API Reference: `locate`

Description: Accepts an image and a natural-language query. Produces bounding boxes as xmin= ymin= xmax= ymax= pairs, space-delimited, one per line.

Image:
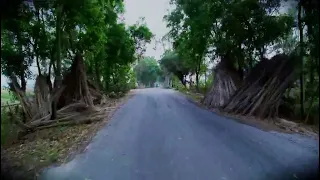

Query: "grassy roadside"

xmin=1 ymin=89 xmax=34 ymax=105
xmin=176 ymin=88 xmax=319 ymax=139
xmin=178 ymin=89 xmax=204 ymax=104
xmin=1 ymin=92 xmax=134 ymax=180
xmin=1 ymin=89 xmax=15 ymax=104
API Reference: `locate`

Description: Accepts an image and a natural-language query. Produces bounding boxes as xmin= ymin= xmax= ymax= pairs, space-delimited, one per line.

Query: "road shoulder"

xmin=177 ymin=89 xmax=319 ymax=140
xmin=1 ymin=92 xmax=135 ymax=180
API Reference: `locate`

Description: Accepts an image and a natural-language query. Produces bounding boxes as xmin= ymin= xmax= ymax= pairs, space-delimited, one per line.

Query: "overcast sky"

xmin=123 ymin=0 xmax=171 ymax=59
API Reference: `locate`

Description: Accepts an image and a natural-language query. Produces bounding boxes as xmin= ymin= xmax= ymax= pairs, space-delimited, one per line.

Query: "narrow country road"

xmin=40 ymin=88 xmax=319 ymax=180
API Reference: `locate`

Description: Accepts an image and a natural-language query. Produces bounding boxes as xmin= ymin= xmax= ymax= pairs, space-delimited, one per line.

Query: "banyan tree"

xmin=203 ymin=53 xmax=299 ymax=119
xmin=8 ymin=54 xmax=110 ymax=132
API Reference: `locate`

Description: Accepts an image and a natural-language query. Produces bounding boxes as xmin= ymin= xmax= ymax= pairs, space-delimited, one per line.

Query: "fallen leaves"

xmin=1 ymin=93 xmax=133 ymax=179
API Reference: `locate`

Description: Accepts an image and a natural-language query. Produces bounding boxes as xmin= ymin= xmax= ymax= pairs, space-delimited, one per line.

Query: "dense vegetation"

xmin=1 ymin=0 xmax=153 ymax=136
xmin=135 ymin=56 xmax=163 ymax=87
xmin=1 ymin=0 xmax=318 ymax=143
xmin=1 ymin=1 xmax=318 ymax=179
xmin=161 ymin=0 xmax=319 ymax=124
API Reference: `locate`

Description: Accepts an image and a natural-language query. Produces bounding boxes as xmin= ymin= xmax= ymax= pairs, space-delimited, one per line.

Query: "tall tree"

xmin=1 ymin=0 xmax=154 ymax=126
xmin=135 ymin=56 xmax=161 ymax=87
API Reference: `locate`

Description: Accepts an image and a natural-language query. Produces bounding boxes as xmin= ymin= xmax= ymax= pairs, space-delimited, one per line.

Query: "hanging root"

xmin=7 ymin=54 xmax=112 ymax=134
xmin=27 ymin=102 xmax=114 ymax=130
xmin=58 ymin=53 xmax=94 ymax=107
xmin=223 ymin=54 xmax=299 ymax=119
xmin=202 ymin=56 xmax=241 ymax=108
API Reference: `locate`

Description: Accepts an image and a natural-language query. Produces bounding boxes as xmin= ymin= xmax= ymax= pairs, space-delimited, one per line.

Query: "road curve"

xmin=40 ymin=88 xmax=319 ymax=180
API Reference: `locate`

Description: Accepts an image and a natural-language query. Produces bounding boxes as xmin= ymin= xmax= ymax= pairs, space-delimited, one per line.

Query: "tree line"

xmin=1 ymin=0 xmax=153 ymax=130
xmin=160 ymin=0 xmax=319 ymax=124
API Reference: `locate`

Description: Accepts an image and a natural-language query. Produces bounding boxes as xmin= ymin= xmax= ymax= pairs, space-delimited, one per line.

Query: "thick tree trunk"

xmin=57 ymin=53 xmax=94 ymax=108
xmin=223 ymin=54 xmax=298 ymax=119
xmin=176 ymin=73 xmax=186 ymax=87
xmin=202 ymin=57 xmax=241 ymax=108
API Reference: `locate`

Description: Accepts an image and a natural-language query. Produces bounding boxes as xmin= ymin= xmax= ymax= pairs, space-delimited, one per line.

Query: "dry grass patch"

xmin=181 ymin=90 xmax=318 ymax=139
xmin=1 ymin=92 xmax=134 ymax=180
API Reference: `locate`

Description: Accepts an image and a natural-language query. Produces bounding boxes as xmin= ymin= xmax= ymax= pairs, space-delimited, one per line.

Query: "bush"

xmin=281 ymin=87 xmax=319 ymax=125
xmin=1 ymin=106 xmax=21 ymax=146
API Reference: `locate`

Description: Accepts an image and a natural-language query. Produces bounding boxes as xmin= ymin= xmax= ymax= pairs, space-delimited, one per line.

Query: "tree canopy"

xmin=1 ymin=0 xmax=319 ymax=128
xmin=1 ymin=0 xmax=154 ymax=127
xmin=135 ymin=56 xmax=162 ymax=87
xmin=163 ymin=0 xmax=319 ymax=123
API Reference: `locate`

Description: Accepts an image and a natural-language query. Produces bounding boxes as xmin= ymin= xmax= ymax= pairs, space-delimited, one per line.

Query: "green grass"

xmin=1 ymin=90 xmax=15 ymax=103
xmin=1 ymin=89 xmax=34 ymax=104
xmin=1 ymin=89 xmax=31 ymax=145
xmin=1 ymin=110 xmax=9 ymax=145
xmin=1 ymin=109 xmax=20 ymax=146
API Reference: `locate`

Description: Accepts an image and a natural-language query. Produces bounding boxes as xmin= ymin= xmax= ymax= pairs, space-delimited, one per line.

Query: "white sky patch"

xmin=123 ymin=0 xmax=171 ymax=60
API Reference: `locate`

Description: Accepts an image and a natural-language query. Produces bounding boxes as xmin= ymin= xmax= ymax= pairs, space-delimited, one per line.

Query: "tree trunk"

xmin=20 ymin=73 xmax=27 ymax=93
xmin=51 ymin=5 xmax=63 ymax=120
xmin=188 ymin=74 xmax=192 ymax=88
xmin=36 ymin=55 xmax=42 ymax=76
xmin=223 ymin=54 xmax=298 ymax=119
xmin=195 ymin=71 xmax=199 ymax=92
xmin=35 ymin=9 xmax=42 ymax=76
xmin=182 ymin=75 xmax=187 ymax=87
xmin=47 ymin=59 xmax=53 ymax=92
xmin=237 ymin=58 xmax=244 ymax=80
xmin=304 ymin=84 xmax=319 ymax=123
xmin=298 ymin=2 xmax=305 ymax=119
xmin=203 ymin=57 xmax=241 ymax=108
xmin=196 ymin=59 xmax=201 ymax=92
xmin=95 ymin=60 xmax=103 ymax=90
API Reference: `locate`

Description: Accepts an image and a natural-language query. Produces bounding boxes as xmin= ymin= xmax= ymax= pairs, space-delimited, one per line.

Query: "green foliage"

xmin=163 ymin=0 xmax=319 ymax=123
xmin=1 ymin=0 xmax=318 ymax=125
xmin=159 ymin=50 xmax=189 ymax=85
xmin=1 ymin=89 xmax=16 ymax=103
xmin=134 ymin=57 xmax=161 ymax=87
xmin=164 ymin=0 xmax=213 ymax=89
xmin=1 ymin=3 xmax=34 ymax=83
xmin=1 ymin=110 xmax=9 ymax=145
xmin=0 ymin=0 xmax=154 ymax=141
xmin=164 ymin=0 xmax=294 ymax=67
xmin=1 ymin=0 xmax=153 ymax=94
xmin=128 ymin=18 xmax=154 ymax=60
xmin=1 ymin=108 xmax=21 ymax=146
xmin=171 ymin=76 xmax=188 ymax=92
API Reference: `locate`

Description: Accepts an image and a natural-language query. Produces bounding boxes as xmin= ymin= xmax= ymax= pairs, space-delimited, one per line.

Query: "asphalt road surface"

xmin=40 ymin=88 xmax=319 ymax=180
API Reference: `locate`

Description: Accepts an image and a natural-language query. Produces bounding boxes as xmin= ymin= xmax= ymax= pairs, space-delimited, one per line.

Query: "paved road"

xmin=40 ymin=88 xmax=319 ymax=180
